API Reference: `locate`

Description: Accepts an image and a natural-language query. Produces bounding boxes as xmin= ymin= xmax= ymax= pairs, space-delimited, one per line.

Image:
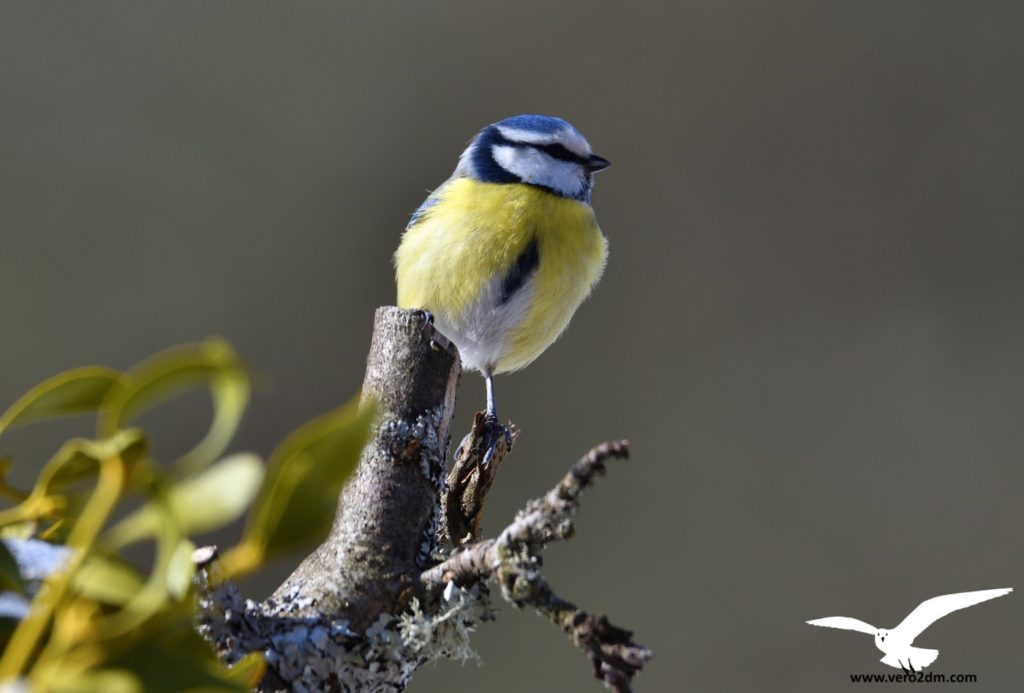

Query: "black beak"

xmin=587 ymin=154 xmax=611 ymax=173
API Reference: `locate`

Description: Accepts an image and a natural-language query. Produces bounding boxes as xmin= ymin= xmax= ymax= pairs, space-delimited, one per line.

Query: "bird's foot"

xmin=482 ymin=414 xmax=513 ymax=466
xmin=444 ymin=413 xmax=516 ymax=547
xmin=899 ymin=660 xmax=917 ymax=675
xmin=418 ymin=310 xmax=453 ymax=352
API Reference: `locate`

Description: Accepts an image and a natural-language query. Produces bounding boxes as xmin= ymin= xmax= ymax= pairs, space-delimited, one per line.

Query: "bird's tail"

xmin=880 ymin=647 xmax=939 ymax=671
xmin=911 ymin=648 xmax=939 ymax=669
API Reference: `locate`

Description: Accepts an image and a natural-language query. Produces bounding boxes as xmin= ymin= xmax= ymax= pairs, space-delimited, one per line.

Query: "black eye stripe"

xmin=532 ymin=142 xmax=589 ymax=165
xmin=488 ymin=127 xmax=588 ymax=166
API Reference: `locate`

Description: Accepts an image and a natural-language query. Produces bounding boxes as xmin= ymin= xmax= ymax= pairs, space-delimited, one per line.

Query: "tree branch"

xmin=193 ymin=308 xmax=651 ymax=692
xmin=271 ymin=306 xmax=460 ymax=624
xmin=422 ymin=441 xmax=650 ymax=692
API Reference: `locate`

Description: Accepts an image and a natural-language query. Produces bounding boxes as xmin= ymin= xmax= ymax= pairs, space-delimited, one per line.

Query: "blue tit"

xmin=394 ymin=114 xmax=610 ymax=441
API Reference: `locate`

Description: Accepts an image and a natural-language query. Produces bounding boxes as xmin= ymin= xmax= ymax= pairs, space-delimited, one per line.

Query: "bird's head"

xmin=875 ymin=629 xmax=889 ymax=646
xmin=456 ymin=114 xmax=610 ymax=202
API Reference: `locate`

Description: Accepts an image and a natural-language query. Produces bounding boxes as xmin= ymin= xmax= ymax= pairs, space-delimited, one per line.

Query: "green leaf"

xmin=106 ymin=625 xmax=252 ymax=693
xmin=225 ymin=652 xmax=265 ymax=688
xmin=104 ymin=454 xmax=264 ymax=547
xmin=34 ymin=430 xmax=148 ymax=498
xmin=0 ymin=540 xmax=24 ymax=594
xmin=48 ymin=668 xmax=142 ymax=693
xmin=0 ymin=608 xmax=22 ymax=650
xmin=1 ymin=432 xmax=147 ymax=530
xmin=94 ymin=493 xmax=184 ymax=634
xmin=71 ymin=553 xmax=145 ymax=606
xmin=165 ymin=539 xmax=196 ymax=601
xmin=0 ymin=367 xmax=122 ymax=435
xmin=242 ymin=397 xmax=374 ymax=560
xmin=98 ymin=338 xmax=250 ymax=474
xmin=0 ymin=456 xmax=28 ymax=503
xmin=0 ymin=523 xmax=35 ymax=540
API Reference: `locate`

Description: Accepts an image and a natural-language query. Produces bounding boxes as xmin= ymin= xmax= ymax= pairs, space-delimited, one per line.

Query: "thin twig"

xmin=422 ymin=440 xmax=650 ymax=692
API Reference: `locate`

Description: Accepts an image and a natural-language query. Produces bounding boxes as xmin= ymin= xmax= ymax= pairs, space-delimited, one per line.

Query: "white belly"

xmin=433 ymin=273 xmax=536 ymax=375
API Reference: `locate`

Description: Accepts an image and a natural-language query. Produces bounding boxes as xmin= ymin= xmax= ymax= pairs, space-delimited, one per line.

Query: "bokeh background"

xmin=2 ymin=2 xmax=1022 ymax=691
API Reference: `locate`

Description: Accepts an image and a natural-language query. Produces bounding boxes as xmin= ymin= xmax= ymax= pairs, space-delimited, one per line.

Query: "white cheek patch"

xmin=491 ymin=144 xmax=516 ymax=172
xmin=492 ymin=144 xmax=586 ymax=198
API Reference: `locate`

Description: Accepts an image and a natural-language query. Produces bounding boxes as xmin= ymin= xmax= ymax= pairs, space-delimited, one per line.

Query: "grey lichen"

xmin=378 ymin=406 xmax=447 ymax=489
xmin=377 ymin=405 xmax=450 ymax=568
xmin=420 ymin=501 xmax=443 ymax=567
xmin=197 ymin=565 xmax=419 ymax=693
xmin=398 ymin=581 xmax=494 ymax=665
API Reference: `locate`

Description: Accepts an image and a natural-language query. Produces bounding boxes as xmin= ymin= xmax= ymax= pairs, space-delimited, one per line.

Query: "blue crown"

xmin=494 ymin=114 xmax=575 ymax=135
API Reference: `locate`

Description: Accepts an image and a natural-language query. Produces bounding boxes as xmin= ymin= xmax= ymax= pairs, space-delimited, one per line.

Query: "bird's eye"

xmin=534 ymin=143 xmax=589 ymax=166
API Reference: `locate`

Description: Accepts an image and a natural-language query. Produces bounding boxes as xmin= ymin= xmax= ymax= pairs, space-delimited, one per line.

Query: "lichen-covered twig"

xmin=424 ymin=440 xmax=630 ymax=587
xmin=422 ymin=440 xmax=651 ymax=692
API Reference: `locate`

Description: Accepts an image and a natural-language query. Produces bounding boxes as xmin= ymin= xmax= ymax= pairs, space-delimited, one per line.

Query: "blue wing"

xmin=407 ymin=181 xmax=451 ymax=230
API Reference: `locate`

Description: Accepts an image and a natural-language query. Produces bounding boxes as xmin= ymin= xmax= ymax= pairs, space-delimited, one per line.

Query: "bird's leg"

xmin=483 ymin=372 xmax=513 ymax=465
xmin=485 ymin=372 xmax=497 ymax=420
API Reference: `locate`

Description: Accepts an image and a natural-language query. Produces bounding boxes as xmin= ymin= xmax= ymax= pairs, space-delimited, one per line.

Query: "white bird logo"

xmin=807 ymin=587 xmax=1012 ymax=672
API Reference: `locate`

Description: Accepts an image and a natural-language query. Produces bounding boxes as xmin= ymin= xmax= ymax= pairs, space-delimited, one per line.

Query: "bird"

xmin=807 ymin=587 xmax=1012 ymax=671
xmin=395 ymin=115 xmax=610 ymax=459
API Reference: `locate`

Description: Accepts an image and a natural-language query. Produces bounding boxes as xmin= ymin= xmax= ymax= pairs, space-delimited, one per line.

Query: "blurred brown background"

xmin=2 ymin=2 xmax=1022 ymax=691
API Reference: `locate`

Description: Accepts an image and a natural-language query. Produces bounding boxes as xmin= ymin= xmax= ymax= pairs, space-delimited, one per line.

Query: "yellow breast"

xmin=395 ymin=177 xmax=607 ymax=373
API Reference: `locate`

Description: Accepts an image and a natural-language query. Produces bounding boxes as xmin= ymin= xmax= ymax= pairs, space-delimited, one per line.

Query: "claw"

xmin=481 ymin=415 xmax=513 ymax=467
xmin=419 ymin=310 xmax=453 ymax=352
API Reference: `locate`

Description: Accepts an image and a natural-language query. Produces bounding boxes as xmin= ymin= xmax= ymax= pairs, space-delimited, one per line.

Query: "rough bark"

xmin=270 ymin=307 xmax=460 ymax=628
xmin=194 ymin=307 xmax=651 ymax=692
